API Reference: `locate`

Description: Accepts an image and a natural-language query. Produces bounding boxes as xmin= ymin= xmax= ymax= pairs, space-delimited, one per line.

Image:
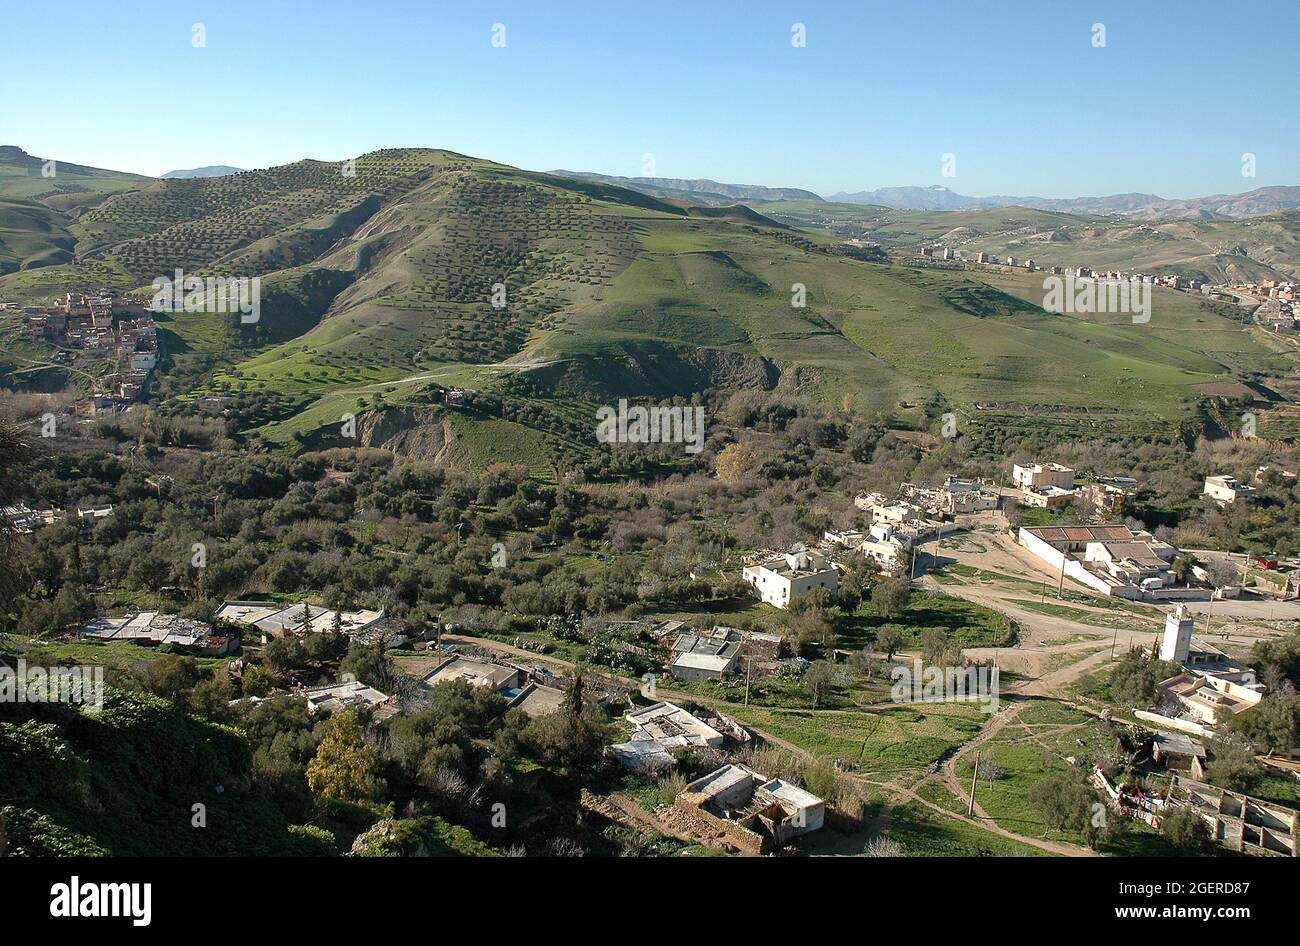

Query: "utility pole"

xmin=968 ymin=751 xmax=980 ymax=816
xmin=743 ymin=631 xmax=753 ymax=707
xmin=1110 ymin=627 xmax=1118 ymax=658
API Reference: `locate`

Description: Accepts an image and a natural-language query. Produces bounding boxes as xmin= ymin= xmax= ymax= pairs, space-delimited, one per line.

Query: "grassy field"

xmin=727 ymin=702 xmax=987 ymax=780
xmin=838 ymin=590 xmax=1018 ymax=650
xmin=949 ymin=701 xmax=1182 ymax=855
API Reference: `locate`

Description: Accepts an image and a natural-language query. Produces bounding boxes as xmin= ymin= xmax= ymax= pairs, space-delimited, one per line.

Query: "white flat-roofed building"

xmin=676 ymin=763 xmax=825 ymax=849
xmin=424 ymin=655 xmax=523 ymax=693
xmin=301 ymin=679 xmax=393 ymax=716
xmin=78 ymin=610 xmax=236 ymax=656
xmin=215 ymin=599 xmax=388 ymax=641
xmin=823 ymin=528 xmax=865 ymax=548
xmin=1013 ymin=462 xmax=1075 ymax=490
xmin=742 ymin=544 xmax=838 ymax=609
xmin=610 ymin=701 xmax=727 ymax=771
xmin=1204 ymin=475 xmax=1255 ymax=505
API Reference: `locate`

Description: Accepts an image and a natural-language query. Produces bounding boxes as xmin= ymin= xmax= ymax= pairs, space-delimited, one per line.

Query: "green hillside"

xmin=0 ymin=146 xmax=152 ymax=213
xmin=1 ymin=147 xmax=1294 ymax=470
xmin=0 ymin=197 xmax=75 ymax=274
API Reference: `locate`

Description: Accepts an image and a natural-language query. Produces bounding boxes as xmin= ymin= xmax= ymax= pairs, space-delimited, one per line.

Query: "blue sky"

xmin=4 ymin=0 xmax=1296 ymax=197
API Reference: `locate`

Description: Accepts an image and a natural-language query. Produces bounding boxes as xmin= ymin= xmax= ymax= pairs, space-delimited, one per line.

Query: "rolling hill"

xmin=764 ymin=201 xmax=1300 ymax=283
xmin=0 ymin=197 xmax=76 ymax=275
xmin=0 ymin=146 xmax=153 ymax=214
xmin=0 ymin=147 xmax=1294 ymax=471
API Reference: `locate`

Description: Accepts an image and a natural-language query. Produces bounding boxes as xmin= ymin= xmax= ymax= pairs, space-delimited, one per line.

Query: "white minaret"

xmin=1160 ymin=604 xmax=1194 ymax=664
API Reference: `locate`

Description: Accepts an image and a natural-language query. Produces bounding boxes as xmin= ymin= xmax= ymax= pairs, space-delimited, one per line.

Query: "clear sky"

xmin=4 ymin=0 xmax=1296 ymax=198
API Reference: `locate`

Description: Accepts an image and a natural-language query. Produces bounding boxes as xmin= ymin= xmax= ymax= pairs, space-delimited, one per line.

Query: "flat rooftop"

xmin=425 ymin=655 xmax=519 ymax=691
xmin=1024 ymin=525 xmax=1135 ymax=543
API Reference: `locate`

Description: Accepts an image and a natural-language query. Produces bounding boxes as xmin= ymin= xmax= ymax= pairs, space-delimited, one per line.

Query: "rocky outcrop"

xmin=355 ymin=406 xmax=451 ymax=460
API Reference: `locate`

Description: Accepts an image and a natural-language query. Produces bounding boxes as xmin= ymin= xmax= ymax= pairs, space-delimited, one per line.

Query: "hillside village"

xmin=6 ymin=437 xmax=1298 ymax=860
xmin=911 ymin=244 xmax=1299 ymax=328
xmin=6 ymin=290 xmax=158 ymax=413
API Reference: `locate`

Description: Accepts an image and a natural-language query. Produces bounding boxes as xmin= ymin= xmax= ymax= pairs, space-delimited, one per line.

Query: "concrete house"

xmin=1204 ymin=475 xmax=1255 ymax=505
xmin=301 ymin=679 xmax=394 ymax=717
xmin=424 ymin=655 xmax=524 ymax=694
xmin=742 ymin=545 xmax=838 ymax=609
xmin=609 ymin=701 xmax=727 ymax=771
xmin=1020 ymin=485 xmax=1076 ymax=510
xmin=675 ymin=763 xmax=825 ymax=853
xmin=1013 ymin=462 xmax=1075 ymax=490
xmin=215 ymin=600 xmax=392 ymax=644
xmin=941 ymin=476 xmax=998 ymax=514
xmin=670 ymin=631 xmax=742 ymax=682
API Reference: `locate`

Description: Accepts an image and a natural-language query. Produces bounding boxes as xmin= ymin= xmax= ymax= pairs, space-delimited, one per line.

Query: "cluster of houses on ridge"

xmin=72 ymin=598 xmax=395 ymax=659
xmin=14 ymin=291 xmax=160 ymax=414
xmin=912 ymin=244 xmax=1297 ymax=317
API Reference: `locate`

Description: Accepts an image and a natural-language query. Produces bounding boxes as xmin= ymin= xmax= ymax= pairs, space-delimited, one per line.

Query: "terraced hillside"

xmin=1 ymin=147 xmax=1295 ymax=471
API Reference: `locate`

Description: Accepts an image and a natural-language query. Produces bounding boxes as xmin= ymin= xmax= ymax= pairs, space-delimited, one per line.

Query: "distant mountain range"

xmin=828 ymin=184 xmax=1300 ymax=220
xmin=160 ymin=165 xmax=244 ymax=179
xmin=552 ymin=171 xmax=820 ymax=206
xmin=552 ymin=170 xmax=1300 ymax=221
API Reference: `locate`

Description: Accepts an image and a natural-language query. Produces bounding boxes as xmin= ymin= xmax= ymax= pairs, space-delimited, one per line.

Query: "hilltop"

xmin=160 ymin=165 xmax=245 ymax=179
xmin=552 ymin=170 xmax=822 ymax=206
xmin=0 ymin=146 xmax=153 ymax=213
